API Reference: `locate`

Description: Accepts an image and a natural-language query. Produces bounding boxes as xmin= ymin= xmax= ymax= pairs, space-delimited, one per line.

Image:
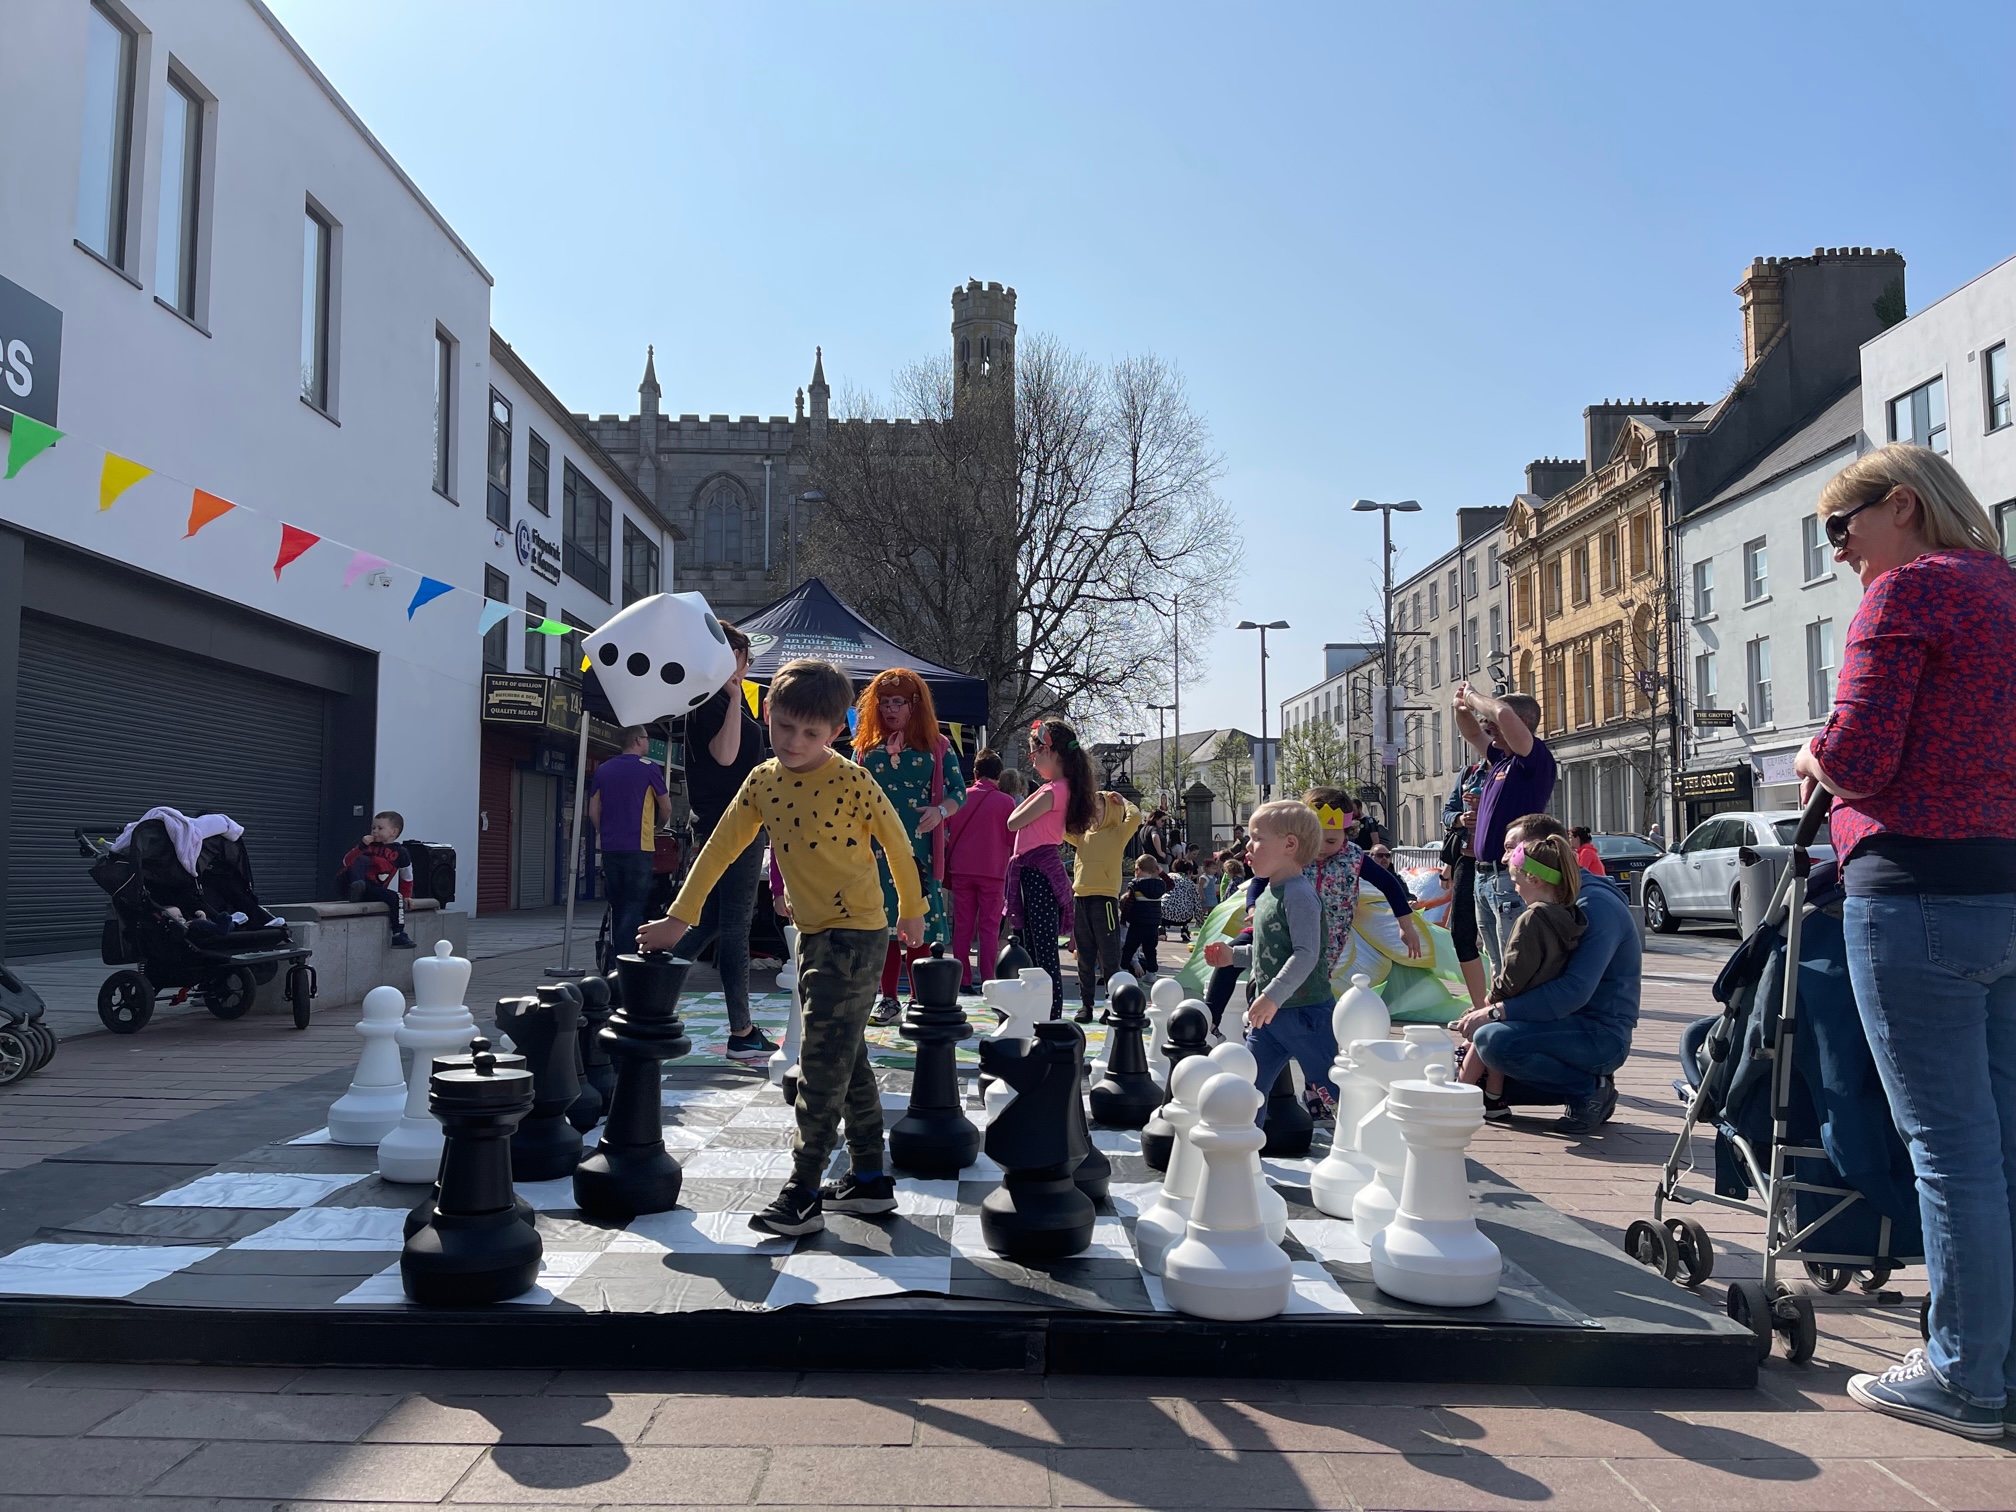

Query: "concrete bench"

xmin=268 ymin=898 xmax=470 ymax=1008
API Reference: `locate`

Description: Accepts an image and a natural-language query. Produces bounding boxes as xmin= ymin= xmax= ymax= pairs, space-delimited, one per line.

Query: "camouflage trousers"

xmin=789 ymin=926 xmax=887 ymax=1188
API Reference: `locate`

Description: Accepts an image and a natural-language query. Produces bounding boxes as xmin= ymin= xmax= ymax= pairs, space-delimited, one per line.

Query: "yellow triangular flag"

xmin=99 ymin=453 xmax=153 ymax=511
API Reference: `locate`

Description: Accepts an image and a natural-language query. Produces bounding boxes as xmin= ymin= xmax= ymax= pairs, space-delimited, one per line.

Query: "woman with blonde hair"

xmin=1792 ymin=444 xmax=2016 ymax=1439
xmin=853 ymin=668 xmax=965 ymax=1024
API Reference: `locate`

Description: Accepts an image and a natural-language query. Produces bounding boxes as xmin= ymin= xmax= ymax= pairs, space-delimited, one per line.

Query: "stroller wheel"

xmin=202 ymin=967 xmax=258 ymax=1020
xmin=1802 ymin=1261 xmax=1854 ymax=1294
xmin=1726 ymin=1279 xmax=1774 ymax=1362
xmin=0 ymin=1027 xmax=31 ymax=1085
xmin=1624 ymin=1219 xmax=1678 ymax=1279
xmin=288 ymin=965 xmax=313 ymax=1030
xmin=1666 ymin=1218 xmax=1715 ymax=1287
xmin=25 ymin=1020 xmax=57 ymax=1070
xmin=1857 ymin=1265 xmax=1896 ymax=1294
xmin=1777 ymin=1290 xmax=1818 ymax=1363
xmin=97 ymin=971 xmax=154 ymax=1034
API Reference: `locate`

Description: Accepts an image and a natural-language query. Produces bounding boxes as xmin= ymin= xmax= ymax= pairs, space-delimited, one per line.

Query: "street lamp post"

xmin=1146 ymin=700 xmax=1176 ymax=810
xmin=1351 ymin=498 xmax=1422 ymax=834
xmin=793 ymin=489 xmax=825 ymax=589
xmin=1117 ymin=731 xmax=1146 ymax=790
xmin=1235 ymin=620 xmax=1289 ymax=802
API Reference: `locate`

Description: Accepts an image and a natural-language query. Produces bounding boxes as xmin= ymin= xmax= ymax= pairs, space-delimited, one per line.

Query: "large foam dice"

xmin=582 ymin=592 xmax=739 ymax=727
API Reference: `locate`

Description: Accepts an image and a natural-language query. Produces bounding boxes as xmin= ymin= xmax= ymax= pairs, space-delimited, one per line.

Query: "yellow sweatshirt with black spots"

xmin=669 ymin=753 xmax=924 ymax=936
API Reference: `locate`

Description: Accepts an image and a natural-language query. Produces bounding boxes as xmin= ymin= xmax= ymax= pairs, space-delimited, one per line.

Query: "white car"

xmin=1640 ymin=810 xmax=1835 ymax=932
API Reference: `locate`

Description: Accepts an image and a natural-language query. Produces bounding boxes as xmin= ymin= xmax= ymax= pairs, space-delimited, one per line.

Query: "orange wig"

xmin=853 ymin=667 xmax=942 ymax=758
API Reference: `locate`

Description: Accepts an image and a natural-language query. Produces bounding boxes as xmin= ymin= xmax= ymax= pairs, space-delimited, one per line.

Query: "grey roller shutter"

xmin=9 ymin=614 xmax=329 ymax=954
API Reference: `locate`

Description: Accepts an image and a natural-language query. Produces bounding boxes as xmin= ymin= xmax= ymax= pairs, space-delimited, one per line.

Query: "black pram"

xmin=79 ymin=818 xmax=317 ymax=1034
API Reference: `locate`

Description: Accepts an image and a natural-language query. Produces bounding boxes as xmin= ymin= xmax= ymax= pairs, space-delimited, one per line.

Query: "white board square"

xmin=143 ymin=1172 xmax=368 ymax=1210
xmin=607 ymin=1210 xmax=792 ymax=1255
xmin=1285 ymin=1261 xmax=1362 ymax=1315
xmin=230 ymin=1207 xmax=408 ymax=1251
xmin=764 ymin=1253 xmax=951 ymax=1308
xmin=1285 ymin=1218 xmax=1371 ymax=1265
xmin=0 ymin=1243 xmax=218 ymax=1298
xmin=681 ymin=1149 xmax=798 ymax=1180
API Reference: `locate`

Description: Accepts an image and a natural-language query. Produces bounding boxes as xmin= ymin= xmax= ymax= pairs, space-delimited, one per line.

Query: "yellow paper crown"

xmin=1315 ymin=803 xmax=1349 ymax=832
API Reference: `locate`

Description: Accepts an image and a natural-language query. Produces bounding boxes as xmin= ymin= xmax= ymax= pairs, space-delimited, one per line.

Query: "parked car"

xmin=1589 ymin=833 xmax=1664 ymax=895
xmin=1640 ymin=811 xmax=1834 ymax=932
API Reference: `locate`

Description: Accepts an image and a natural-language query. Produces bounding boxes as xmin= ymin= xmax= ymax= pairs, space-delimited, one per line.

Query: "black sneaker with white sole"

xmin=748 ymin=1184 xmax=824 ymax=1236
xmin=724 ymin=1026 xmax=775 ymax=1063
xmin=869 ymin=996 xmax=903 ymax=1026
xmin=818 ymin=1172 xmax=897 ymax=1216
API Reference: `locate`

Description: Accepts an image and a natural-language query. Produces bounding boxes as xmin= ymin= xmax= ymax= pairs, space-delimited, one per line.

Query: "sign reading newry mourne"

xmin=0 ymin=273 xmax=62 ymax=428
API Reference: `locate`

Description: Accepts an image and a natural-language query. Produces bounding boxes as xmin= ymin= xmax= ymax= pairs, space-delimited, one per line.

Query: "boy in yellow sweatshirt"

xmin=640 ymin=659 xmax=923 ymax=1236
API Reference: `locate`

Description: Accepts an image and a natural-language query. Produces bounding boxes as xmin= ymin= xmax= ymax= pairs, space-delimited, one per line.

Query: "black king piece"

xmin=572 ymin=952 xmax=692 ymax=1220
xmin=889 ymin=943 xmax=981 ymax=1177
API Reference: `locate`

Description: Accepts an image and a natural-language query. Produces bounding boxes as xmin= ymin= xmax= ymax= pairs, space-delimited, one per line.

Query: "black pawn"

xmin=400 ymin=1041 xmax=544 ymax=1306
xmin=402 ymin=1039 xmax=537 ymax=1240
xmin=494 ymin=987 xmax=585 ymax=1181
xmin=556 ymin=981 xmax=603 ymax=1134
xmin=1088 ymin=980 xmax=1160 ymax=1129
xmin=889 ymin=943 xmax=981 ymax=1177
xmin=573 ymin=952 xmax=692 ymax=1220
xmin=577 ymin=973 xmax=618 ymax=1111
xmin=996 ymin=937 xmax=1034 ymax=980
xmin=1142 ymin=1003 xmax=1211 ymax=1172
xmin=978 ymin=1020 xmax=1096 ymax=1260
xmin=1261 ymin=1061 xmax=1315 ymax=1157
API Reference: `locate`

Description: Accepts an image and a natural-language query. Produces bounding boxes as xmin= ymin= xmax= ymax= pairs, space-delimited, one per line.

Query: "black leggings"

xmin=1449 ymin=856 xmax=1479 ymax=964
xmin=1018 ymin=867 xmax=1065 ymax=1018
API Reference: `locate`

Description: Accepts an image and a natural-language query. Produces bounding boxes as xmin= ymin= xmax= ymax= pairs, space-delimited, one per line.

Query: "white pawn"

xmin=1147 ymin=978 xmax=1183 ymax=1079
xmin=326 ymin=986 xmax=408 ymax=1146
xmin=1350 ymin=1037 xmax=1431 ymax=1239
xmin=1371 ymin=1063 xmax=1502 ymax=1306
xmin=1134 ymin=1055 xmax=1217 ymax=1274
xmin=1161 ymin=1071 xmax=1293 ymax=1321
xmin=377 ymin=941 xmax=477 ymax=1184
xmin=980 ymin=968 xmax=1051 ymax=1121
xmin=768 ymin=925 xmax=802 ymax=1089
xmin=1205 ymin=1040 xmax=1287 ymax=1244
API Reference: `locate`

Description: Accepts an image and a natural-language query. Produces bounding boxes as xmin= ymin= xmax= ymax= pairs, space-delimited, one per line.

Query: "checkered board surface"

xmin=674 ymin=990 xmax=1004 ymax=1070
xmin=0 ymin=1066 xmax=1593 ymax=1327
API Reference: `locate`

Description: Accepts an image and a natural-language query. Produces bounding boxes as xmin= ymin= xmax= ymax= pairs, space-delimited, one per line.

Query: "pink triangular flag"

xmin=343 ymin=550 xmax=391 ymax=590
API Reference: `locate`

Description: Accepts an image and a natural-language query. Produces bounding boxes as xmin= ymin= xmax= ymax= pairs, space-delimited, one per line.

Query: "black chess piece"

xmin=978 ymin=1019 xmax=1095 ymax=1260
xmin=889 ymin=943 xmax=980 ymax=1177
xmin=400 ymin=1040 xmax=544 ymax=1306
xmin=555 ymin=981 xmax=604 ymax=1134
xmin=576 ymin=972 xmax=617 ymax=1110
xmin=402 ymin=1039 xmax=538 ymax=1240
xmin=995 ymin=937 xmax=1034 ymax=980
xmin=1088 ymin=980 xmax=1160 ymax=1129
xmin=1261 ymin=1061 xmax=1315 ymax=1157
xmin=1141 ymin=1003 xmax=1211 ymax=1171
xmin=1070 ymin=1088 xmax=1110 ymax=1203
xmin=572 ymin=952 xmax=693 ymax=1220
xmin=493 ymin=987 xmax=585 ymax=1181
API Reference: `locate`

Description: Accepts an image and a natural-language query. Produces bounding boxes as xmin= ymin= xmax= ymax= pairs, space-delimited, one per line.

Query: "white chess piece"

xmin=1308 ymin=998 xmax=1388 ymax=1215
xmin=377 ymin=941 xmax=478 ymax=1183
xmin=1134 ymin=1055 xmax=1217 ymax=1274
xmin=326 ymin=985 xmax=408 ymax=1146
xmin=1370 ymin=1063 xmax=1502 ymax=1306
xmin=979 ymin=969 xmax=1051 ymax=1121
xmin=1402 ymin=1022 xmax=1456 ymax=1079
xmin=768 ymin=924 xmax=802 ymax=1089
xmin=1161 ymin=1071 xmax=1293 ymax=1321
xmin=1350 ymin=1037 xmax=1431 ymax=1239
xmin=1145 ymin=979 xmax=1183 ymax=1082
xmin=1336 ymin=972 xmax=1389 ymax=1049
xmin=1205 ymin=1040 xmax=1287 ymax=1245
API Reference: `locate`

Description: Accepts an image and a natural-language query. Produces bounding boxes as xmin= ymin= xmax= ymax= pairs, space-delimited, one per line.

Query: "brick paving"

xmin=0 ymin=921 xmax=2001 ymax=1508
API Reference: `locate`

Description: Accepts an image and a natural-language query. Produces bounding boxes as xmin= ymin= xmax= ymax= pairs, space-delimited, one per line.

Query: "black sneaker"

xmin=389 ymin=931 xmax=416 ymax=949
xmin=749 ymin=1184 xmax=824 ymax=1236
xmin=819 ymin=1172 xmax=897 ymax=1216
xmin=1552 ymin=1078 xmax=1617 ymax=1134
xmin=869 ymin=996 xmax=903 ymax=1026
xmin=724 ymin=1027 xmax=775 ymax=1064
xmin=1073 ymin=1005 xmax=1096 ymax=1024
xmin=1481 ymin=1092 xmax=1512 ymax=1123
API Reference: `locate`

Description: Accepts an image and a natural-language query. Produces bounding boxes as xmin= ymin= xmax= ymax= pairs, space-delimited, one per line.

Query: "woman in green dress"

xmin=854 ymin=667 xmax=966 ymax=1023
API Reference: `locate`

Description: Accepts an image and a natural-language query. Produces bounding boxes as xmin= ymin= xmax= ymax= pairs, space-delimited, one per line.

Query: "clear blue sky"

xmin=269 ymin=0 xmax=2014 ymax=740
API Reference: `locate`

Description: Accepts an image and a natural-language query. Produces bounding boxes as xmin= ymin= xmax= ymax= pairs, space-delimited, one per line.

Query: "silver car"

xmin=1640 ymin=810 xmax=1835 ymax=932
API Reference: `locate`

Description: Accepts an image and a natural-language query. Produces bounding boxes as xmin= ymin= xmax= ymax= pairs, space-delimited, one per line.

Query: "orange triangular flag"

xmin=185 ymin=489 xmax=235 ymax=538
xmin=98 ymin=453 xmax=152 ymax=511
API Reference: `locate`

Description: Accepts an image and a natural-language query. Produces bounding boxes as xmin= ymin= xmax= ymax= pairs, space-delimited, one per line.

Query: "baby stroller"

xmin=1629 ymin=788 xmax=1926 ymax=1363
xmin=78 ymin=818 xmax=317 ymax=1034
xmin=0 ymin=961 xmax=55 ymax=1083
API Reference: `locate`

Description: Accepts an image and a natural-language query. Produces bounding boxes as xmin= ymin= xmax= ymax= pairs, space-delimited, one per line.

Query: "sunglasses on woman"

xmin=1824 ymin=486 xmax=1894 ymax=549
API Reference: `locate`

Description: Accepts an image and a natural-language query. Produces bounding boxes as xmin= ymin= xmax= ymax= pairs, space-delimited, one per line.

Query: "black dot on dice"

xmin=660 ymin=662 xmax=685 ymax=685
xmin=704 ymin=613 xmax=727 ymax=645
xmin=689 ymin=693 xmax=709 ymax=707
xmin=627 ymin=652 xmax=650 ymax=677
xmin=598 ymin=644 xmax=619 ymax=666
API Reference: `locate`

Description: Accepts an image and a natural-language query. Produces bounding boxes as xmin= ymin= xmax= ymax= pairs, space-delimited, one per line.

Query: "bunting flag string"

xmin=273 ymin=524 xmax=320 ymax=579
xmin=407 ymin=576 xmax=453 ymax=619
xmin=343 ymin=550 xmax=391 ymax=590
xmin=186 ymin=488 xmax=236 ymax=538
xmin=4 ymin=415 xmax=62 ymax=480
xmin=98 ymin=453 xmax=152 ymax=511
xmin=533 ymin=618 xmax=568 ymax=635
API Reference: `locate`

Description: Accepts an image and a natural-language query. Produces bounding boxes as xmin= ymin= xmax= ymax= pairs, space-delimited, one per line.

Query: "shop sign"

xmin=1675 ymin=765 xmax=1751 ymax=802
xmin=514 ymin=519 xmax=562 ymax=585
xmin=0 ymin=272 xmax=63 ymax=427
xmin=1757 ymin=750 xmax=1800 ymax=787
xmin=542 ymin=678 xmax=621 ymax=746
xmin=481 ymin=672 xmax=548 ymax=726
xmin=1692 ymin=708 xmax=1736 ymax=728
xmin=532 ymin=746 xmax=571 ymax=777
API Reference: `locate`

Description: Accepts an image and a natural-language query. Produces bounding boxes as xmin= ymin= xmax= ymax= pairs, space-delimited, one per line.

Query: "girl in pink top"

xmin=1004 ymin=718 xmax=1095 ymax=1016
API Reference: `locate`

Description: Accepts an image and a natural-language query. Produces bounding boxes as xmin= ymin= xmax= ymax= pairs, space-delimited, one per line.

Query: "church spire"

xmin=639 ymin=344 xmax=661 ymax=413
xmin=807 ymin=345 xmax=829 ymax=428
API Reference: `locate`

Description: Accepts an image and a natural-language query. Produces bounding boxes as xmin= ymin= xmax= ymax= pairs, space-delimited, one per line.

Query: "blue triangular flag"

xmin=476 ymin=599 xmax=515 ymax=636
xmin=407 ymin=576 xmax=454 ymax=619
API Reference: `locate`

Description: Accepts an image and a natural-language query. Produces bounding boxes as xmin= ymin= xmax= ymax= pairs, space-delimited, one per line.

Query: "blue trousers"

xmin=1846 ymin=892 xmax=2016 ymax=1409
xmin=1472 ymin=863 xmax=1524 ymax=976
xmin=1470 ymin=1014 xmax=1629 ymax=1104
xmin=1246 ymin=999 xmax=1338 ymax=1124
xmin=676 ymin=833 xmax=762 ymax=1035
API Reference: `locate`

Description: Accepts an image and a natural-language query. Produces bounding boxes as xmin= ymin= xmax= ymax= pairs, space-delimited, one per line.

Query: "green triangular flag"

xmin=534 ymin=618 xmax=567 ymax=635
xmin=4 ymin=415 xmax=63 ymax=480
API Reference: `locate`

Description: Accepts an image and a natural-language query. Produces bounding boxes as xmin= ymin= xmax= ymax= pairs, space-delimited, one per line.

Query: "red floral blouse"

xmin=1810 ymin=550 xmax=2016 ymax=862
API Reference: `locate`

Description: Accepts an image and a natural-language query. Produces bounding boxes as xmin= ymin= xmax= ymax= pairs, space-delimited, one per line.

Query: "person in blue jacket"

xmin=1455 ymin=811 xmax=1640 ymax=1134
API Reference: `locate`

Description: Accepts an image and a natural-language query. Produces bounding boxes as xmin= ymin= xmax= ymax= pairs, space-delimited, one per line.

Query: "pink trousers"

xmin=949 ymin=874 xmax=1007 ymax=989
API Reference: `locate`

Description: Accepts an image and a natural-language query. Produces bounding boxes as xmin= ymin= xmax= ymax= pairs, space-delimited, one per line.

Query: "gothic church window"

xmin=701 ymin=481 xmax=748 ymax=566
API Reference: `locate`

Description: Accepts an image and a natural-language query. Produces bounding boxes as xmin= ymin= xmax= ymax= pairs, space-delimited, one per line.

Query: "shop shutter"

xmin=9 ymin=615 xmax=330 ymax=954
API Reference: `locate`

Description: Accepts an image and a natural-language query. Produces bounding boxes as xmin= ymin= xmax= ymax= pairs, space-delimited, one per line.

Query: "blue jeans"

xmin=1471 ymin=1015 xmax=1629 ymax=1103
xmin=1473 ymin=864 xmax=1524 ymax=976
xmin=602 ymin=850 xmax=656 ymax=975
xmin=1247 ymin=999 xmax=1339 ymax=1125
xmin=1845 ymin=892 xmax=2016 ymax=1409
xmin=678 ymin=833 xmax=762 ymax=1035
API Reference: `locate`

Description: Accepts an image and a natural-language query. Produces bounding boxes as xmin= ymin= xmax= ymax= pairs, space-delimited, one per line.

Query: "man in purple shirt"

xmin=1454 ymin=684 xmax=1556 ymax=974
xmin=588 ymin=727 xmax=669 ymax=973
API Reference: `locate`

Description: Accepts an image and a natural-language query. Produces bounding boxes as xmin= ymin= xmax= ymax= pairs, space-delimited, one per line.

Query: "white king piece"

xmin=582 ymin=592 xmax=740 ymax=727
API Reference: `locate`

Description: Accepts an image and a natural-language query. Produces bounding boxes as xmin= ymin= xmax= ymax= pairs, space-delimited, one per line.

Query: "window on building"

xmin=155 ymin=73 xmax=205 ymax=318
xmin=1988 ymin=343 xmax=2010 ymax=432
xmin=1570 ymin=545 xmax=1590 ymax=604
xmin=560 ymin=612 xmax=594 ymax=682
xmin=1574 ymin=647 xmax=1595 ymax=727
xmin=563 ymin=461 xmax=613 ymax=598
xmin=1429 ymin=637 xmax=1441 ymax=688
xmin=1448 ymin=568 xmax=1459 ymax=603
xmin=1800 ymin=514 xmax=1829 ymax=582
xmin=1747 ymin=636 xmax=1773 ymax=725
xmin=300 ymin=207 xmax=333 ymax=411
xmin=482 ymin=567 xmax=510 ymax=674
xmin=1447 ymin=626 xmax=1459 ymax=681
xmin=525 ymin=592 xmax=547 ymax=674
xmin=1488 ymin=544 xmax=1501 ymax=586
xmin=1465 ymin=617 xmax=1479 ymax=673
xmin=1545 ymin=558 xmax=1563 ymax=617
xmin=527 ymin=431 xmax=550 ymax=516
xmin=702 ymin=483 xmax=745 ymax=565
xmin=1489 ymin=605 xmax=1503 ymax=660
xmin=1743 ymin=537 xmax=1768 ymax=602
xmin=1629 ymin=512 xmax=1653 ymax=576
xmin=1695 ymin=651 xmax=1718 ymax=710
xmin=1428 ymin=581 xmax=1439 ymax=619
xmin=432 ymin=328 xmax=456 ymax=497
xmin=1889 ymin=376 xmax=1948 ymax=454
xmin=77 ymin=2 xmax=137 ymax=267
xmin=1599 ymin=530 xmax=1620 ymax=593
xmin=1515 ymin=572 xmax=1533 ymax=628
xmin=1411 ymin=592 xmax=1422 ymax=631
xmin=1999 ymin=501 xmax=2016 ymax=563
xmin=623 ymin=520 xmax=659 ymax=606
xmin=1545 ymin=660 xmax=1567 ymax=732
xmin=1806 ymin=619 xmax=1835 ymax=720
xmin=1465 ymin=558 xmax=1478 ymax=598
xmin=486 ymin=390 xmax=512 ymax=529
xmin=1603 ymin=639 xmax=1624 ymax=721
xmin=1431 ymin=711 xmax=1444 ymax=777
xmin=1693 ymin=558 xmax=1714 ymax=618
